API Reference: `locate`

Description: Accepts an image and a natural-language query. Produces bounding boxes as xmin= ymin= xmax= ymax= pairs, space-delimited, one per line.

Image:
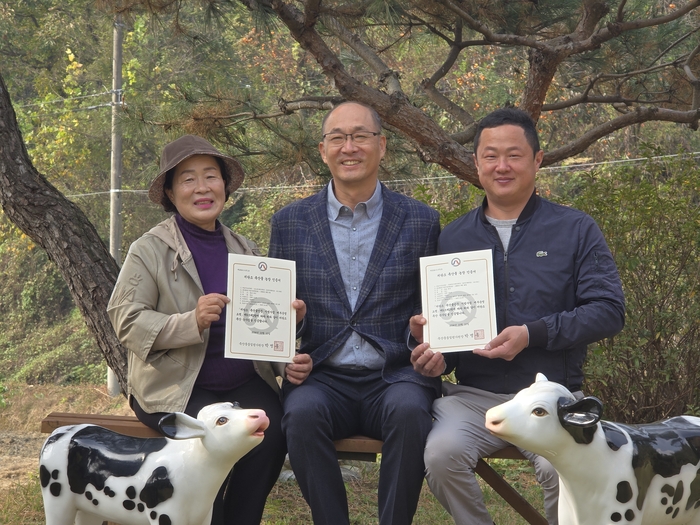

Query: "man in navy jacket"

xmin=411 ymin=107 xmax=625 ymax=525
xmin=269 ymin=101 xmax=441 ymax=525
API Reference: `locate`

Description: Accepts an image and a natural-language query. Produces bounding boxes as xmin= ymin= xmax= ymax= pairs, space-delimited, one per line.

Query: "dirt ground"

xmin=0 ymin=382 xmax=131 ymax=494
xmin=0 ymin=432 xmax=46 ymax=492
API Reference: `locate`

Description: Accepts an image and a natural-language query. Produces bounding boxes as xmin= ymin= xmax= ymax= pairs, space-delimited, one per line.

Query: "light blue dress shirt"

xmin=325 ymin=180 xmax=385 ymax=370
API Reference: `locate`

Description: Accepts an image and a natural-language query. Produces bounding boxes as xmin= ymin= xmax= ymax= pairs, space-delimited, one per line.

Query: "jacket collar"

xmin=478 ymin=189 xmax=540 ymax=224
xmin=307 ymin=183 xmax=407 ymax=313
xmin=327 ymin=179 xmax=383 ymax=219
xmin=146 ymin=215 xmax=251 ymax=287
xmin=148 ymin=216 xmax=189 ymax=258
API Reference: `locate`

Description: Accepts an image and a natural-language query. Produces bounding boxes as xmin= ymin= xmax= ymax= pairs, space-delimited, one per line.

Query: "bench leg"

xmin=475 ymin=459 xmax=548 ymax=525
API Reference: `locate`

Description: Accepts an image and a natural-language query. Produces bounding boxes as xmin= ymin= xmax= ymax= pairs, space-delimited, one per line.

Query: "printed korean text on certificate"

xmin=420 ymin=250 xmax=497 ymax=352
xmin=225 ymin=254 xmax=296 ymax=362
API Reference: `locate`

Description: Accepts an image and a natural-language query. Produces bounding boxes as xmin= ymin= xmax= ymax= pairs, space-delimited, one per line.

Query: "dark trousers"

xmin=282 ymin=368 xmax=435 ymax=525
xmin=131 ymin=375 xmax=286 ymax=525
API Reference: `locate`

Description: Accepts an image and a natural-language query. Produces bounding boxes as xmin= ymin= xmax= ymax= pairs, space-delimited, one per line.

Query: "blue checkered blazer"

xmin=269 ymin=184 xmax=441 ymax=394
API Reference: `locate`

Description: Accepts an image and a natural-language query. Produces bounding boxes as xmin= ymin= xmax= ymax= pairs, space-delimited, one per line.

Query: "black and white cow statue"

xmin=39 ymin=402 xmax=268 ymax=525
xmin=485 ymin=373 xmax=700 ymax=525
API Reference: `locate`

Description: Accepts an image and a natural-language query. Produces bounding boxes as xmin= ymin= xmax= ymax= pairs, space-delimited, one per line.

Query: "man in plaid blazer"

xmin=268 ymin=101 xmax=441 ymax=525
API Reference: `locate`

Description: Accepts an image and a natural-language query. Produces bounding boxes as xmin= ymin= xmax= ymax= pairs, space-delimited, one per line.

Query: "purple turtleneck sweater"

xmin=176 ymin=214 xmax=256 ymax=391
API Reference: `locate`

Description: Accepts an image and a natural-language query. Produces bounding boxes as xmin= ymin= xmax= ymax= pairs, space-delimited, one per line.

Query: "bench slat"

xmin=40 ymin=412 xmax=546 ymax=525
xmin=333 ymin=435 xmax=383 ymax=454
xmin=41 ymin=412 xmax=161 ymax=438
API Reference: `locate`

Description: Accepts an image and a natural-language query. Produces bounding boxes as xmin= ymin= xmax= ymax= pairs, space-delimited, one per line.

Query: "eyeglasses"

xmin=322 ymin=131 xmax=381 ymax=147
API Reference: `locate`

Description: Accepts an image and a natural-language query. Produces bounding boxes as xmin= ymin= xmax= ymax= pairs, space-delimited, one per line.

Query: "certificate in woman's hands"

xmin=224 ymin=254 xmax=296 ymax=362
xmin=419 ymin=250 xmax=497 ymax=352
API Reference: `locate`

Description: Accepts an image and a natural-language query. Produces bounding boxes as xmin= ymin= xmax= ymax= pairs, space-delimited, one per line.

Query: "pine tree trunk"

xmin=0 ymin=72 xmax=128 ymax=393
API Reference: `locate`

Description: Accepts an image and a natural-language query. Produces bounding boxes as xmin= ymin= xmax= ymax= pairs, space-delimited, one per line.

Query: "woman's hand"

xmin=195 ymin=293 xmax=230 ymax=333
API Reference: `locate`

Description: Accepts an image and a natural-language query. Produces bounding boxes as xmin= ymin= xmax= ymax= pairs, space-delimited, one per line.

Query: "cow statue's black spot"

xmin=610 ymin=512 xmax=622 ymax=522
xmin=126 ymin=485 xmax=136 ymax=499
xmin=662 ymin=484 xmax=674 ymax=497
xmin=66 ymin=426 xmax=167 ymax=495
xmin=602 ymin=422 xmax=630 ymax=452
xmin=674 ymin=481 xmax=684 ymax=504
xmin=687 ymin=467 xmax=700 ymax=511
xmin=85 ymin=491 xmax=93 ymax=500
xmin=39 ymin=465 xmax=51 ymax=488
xmin=625 ymin=509 xmax=635 ymax=521
xmin=139 ymin=466 xmax=174 ymax=509
xmin=43 ymin=430 xmax=68 ymax=449
xmin=616 ymin=481 xmax=633 ymax=503
xmin=159 ymin=514 xmax=172 ymax=525
xmin=50 ymin=482 xmax=61 ymax=497
xmin=123 ymin=500 xmax=136 ymax=511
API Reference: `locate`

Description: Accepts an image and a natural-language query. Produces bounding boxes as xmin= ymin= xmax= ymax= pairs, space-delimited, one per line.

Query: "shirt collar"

xmin=327 ymin=180 xmax=383 ymax=220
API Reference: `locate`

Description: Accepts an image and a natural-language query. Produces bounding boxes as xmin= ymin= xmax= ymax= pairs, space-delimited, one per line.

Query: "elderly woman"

xmin=108 ymin=135 xmax=308 ymax=525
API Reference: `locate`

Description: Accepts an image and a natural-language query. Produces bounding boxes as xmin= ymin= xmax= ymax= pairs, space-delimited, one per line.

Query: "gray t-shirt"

xmin=486 ymin=216 xmax=518 ymax=251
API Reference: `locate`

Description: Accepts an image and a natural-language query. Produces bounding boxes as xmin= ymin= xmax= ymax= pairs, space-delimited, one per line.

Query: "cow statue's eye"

xmin=216 ymin=416 xmax=229 ymax=426
xmin=532 ymin=407 xmax=548 ymax=417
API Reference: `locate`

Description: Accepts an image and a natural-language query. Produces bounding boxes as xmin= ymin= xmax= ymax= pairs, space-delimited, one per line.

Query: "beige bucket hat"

xmin=148 ymin=135 xmax=244 ymax=207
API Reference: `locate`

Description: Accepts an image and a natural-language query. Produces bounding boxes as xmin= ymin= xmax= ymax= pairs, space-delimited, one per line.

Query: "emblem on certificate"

xmin=224 ymin=254 xmax=296 ymax=362
xmin=419 ymin=250 xmax=497 ymax=352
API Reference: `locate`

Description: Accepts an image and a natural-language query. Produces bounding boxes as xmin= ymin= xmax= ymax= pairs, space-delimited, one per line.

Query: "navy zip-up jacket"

xmin=439 ymin=191 xmax=625 ymax=394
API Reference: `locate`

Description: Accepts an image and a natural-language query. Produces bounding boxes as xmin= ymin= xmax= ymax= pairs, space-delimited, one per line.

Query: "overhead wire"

xmin=64 ymin=150 xmax=700 ymax=199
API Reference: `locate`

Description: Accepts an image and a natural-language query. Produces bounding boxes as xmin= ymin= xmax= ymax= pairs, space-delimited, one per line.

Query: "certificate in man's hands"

xmin=420 ymin=250 xmax=497 ymax=352
xmin=224 ymin=254 xmax=296 ymax=362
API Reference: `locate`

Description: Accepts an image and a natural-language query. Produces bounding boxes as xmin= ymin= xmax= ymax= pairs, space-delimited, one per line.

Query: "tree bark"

xmin=265 ymin=0 xmax=480 ymax=184
xmin=0 ymin=72 xmax=128 ymax=393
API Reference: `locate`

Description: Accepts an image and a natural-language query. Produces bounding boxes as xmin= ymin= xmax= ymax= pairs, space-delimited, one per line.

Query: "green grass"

xmin=0 ymin=475 xmax=43 ymax=525
xmin=1 ymin=459 xmax=544 ymax=525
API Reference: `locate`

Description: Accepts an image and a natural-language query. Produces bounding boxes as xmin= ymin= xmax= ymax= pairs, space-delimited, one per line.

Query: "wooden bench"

xmin=41 ymin=412 xmax=546 ymax=525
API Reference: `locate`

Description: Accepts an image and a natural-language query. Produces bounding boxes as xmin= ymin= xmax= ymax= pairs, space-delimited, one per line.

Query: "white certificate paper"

xmin=420 ymin=250 xmax=497 ymax=352
xmin=224 ymin=254 xmax=296 ymax=362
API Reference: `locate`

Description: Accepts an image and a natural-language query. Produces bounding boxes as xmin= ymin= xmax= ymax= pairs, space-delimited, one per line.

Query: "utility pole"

xmin=107 ymin=12 xmax=124 ymax=397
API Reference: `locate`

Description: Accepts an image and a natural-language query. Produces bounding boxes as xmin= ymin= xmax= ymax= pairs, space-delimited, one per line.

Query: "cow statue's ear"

xmin=558 ymin=396 xmax=603 ymax=426
xmin=557 ymin=396 xmax=604 ymax=444
xmin=159 ymin=412 xmax=207 ymax=440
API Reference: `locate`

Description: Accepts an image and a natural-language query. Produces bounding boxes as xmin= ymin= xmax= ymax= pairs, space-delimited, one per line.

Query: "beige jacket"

xmin=108 ymin=216 xmax=282 ymax=413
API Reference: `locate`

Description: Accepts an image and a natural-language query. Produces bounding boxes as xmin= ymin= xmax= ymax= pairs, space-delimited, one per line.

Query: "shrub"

xmin=555 ymin=152 xmax=700 ymax=422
